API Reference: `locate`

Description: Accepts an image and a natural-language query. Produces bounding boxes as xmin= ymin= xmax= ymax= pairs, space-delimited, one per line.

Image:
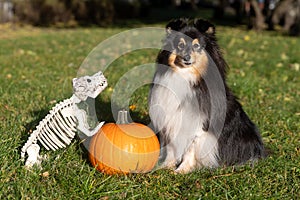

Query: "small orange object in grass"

xmin=89 ymin=110 xmax=160 ymax=175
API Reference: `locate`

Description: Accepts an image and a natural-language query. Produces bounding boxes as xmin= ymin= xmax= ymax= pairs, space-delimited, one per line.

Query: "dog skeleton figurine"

xmin=21 ymin=71 xmax=108 ymax=168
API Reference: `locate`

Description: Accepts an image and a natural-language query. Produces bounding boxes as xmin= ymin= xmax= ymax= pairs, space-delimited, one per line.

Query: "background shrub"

xmin=12 ymin=0 xmax=151 ymax=26
xmin=13 ymin=0 xmax=74 ymax=26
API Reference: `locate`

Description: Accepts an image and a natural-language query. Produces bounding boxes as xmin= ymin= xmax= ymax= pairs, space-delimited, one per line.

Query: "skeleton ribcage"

xmin=21 ymin=98 xmax=78 ymax=159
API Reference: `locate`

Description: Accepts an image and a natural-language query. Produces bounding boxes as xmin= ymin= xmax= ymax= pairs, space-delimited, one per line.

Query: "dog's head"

xmin=162 ymin=18 xmax=218 ymax=77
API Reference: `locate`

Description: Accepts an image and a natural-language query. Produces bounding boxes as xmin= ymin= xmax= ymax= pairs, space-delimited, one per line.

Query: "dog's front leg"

xmin=158 ymin=144 xmax=177 ymax=169
xmin=175 ymin=132 xmax=219 ymax=173
xmin=174 ymin=141 xmax=197 ymax=174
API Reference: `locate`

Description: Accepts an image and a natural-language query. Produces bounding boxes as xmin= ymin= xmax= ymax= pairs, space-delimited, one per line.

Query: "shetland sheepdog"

xmin=148 ymin=18 xmax=265 ymax=173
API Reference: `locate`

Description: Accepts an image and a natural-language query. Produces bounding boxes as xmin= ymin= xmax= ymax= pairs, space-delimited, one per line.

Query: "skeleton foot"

xmin=24 ymin=144 xmax=46 ymax=169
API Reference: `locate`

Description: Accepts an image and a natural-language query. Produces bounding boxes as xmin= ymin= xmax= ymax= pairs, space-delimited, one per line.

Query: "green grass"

xmin=0 ymin=23 xmax=299 ymax=199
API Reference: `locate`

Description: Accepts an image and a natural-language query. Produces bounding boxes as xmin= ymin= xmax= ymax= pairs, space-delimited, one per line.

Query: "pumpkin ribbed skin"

xmin=89 ymin=122 xmax=160 ymax=175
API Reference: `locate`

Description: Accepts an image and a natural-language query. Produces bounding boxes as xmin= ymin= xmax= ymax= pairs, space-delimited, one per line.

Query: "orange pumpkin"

xmin=89 ymin=110 xmax=160 ymax=175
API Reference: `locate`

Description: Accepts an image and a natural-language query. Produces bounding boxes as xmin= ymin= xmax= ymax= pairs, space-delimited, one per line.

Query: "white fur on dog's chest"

xmin=150 ymin=70 xmax=206 ymax=151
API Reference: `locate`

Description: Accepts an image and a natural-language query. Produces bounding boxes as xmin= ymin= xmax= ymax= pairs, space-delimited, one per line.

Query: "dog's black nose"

xmin=183 ymin=55 xmax=191 ymax=62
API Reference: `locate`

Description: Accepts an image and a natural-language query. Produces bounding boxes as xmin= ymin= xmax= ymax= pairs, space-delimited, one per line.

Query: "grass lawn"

xmin=0 ymin=20 xmax=299 ymax=199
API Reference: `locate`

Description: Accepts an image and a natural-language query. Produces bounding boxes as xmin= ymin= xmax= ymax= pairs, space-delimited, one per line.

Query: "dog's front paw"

xmin=174 ymin=165 xmax=194 ymax=174
xmin=159 ymin=160 xmax=177 ymax=170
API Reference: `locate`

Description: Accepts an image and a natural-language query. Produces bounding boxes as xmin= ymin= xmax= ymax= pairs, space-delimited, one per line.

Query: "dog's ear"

xmin=193 ymin=19 xmax=215 ymax=35
xmin=166 ymin=18 xmax=189 ymax=34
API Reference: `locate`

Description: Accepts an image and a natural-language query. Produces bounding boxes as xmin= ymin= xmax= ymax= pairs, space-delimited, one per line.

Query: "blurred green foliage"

xmin=13 ymin=0 xmax=151 ymax=26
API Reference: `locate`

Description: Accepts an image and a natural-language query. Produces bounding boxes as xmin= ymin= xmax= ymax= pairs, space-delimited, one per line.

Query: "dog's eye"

xmin=178 ymin=42 xmax=185 ymax=50
xmin=87 ymin=78 xmax=91 ymax=83
xmin=193 ymin=43 xmax=200 ymax=50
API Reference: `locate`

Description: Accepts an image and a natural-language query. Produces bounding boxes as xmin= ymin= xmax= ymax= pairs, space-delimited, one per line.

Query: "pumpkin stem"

xmin=116 ymin=110 xmax=129 ymax=124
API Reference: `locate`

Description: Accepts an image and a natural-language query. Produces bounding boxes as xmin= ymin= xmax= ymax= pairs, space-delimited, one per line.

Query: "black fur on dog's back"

xmin=220 ymin=92 xmax=265 ymax=165
xmin=154 ymin=18 xmax=265 ymax=166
